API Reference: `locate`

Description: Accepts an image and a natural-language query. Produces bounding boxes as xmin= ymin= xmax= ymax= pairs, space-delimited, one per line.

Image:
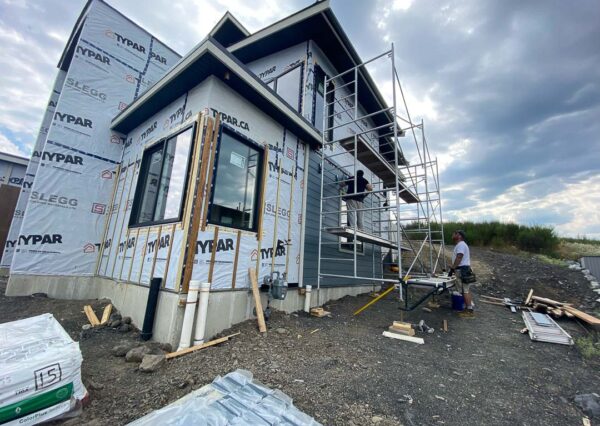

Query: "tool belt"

xmin=457 ymin=266 xmax=477 ymax=284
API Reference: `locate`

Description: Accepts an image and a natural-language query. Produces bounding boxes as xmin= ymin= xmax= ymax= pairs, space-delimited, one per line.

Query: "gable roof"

xmin=111 ymin=37 xmax=322 ymax=147
xmin=226 ymin=0 xmax=398 ymax=137
xmin=209 ymin=12 xmax=250 ymax=48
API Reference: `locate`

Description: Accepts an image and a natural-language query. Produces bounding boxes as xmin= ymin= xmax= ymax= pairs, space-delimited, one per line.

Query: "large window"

xmin=313 ymin=65 xmax=334 ymax=142
xmin=267 ymin=65 xmax=303 ymax=112
xmin=208 ymin=128 xmax=263 ymax=232
xmin=130 ymin=125 xmax=194 ymax=227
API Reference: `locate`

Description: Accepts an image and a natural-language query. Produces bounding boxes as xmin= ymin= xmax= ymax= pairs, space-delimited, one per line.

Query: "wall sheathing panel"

xmin=1 ymin=71 xmax=66 ymax=268
xmin=7 ymin=0 xmax=180 ymax=275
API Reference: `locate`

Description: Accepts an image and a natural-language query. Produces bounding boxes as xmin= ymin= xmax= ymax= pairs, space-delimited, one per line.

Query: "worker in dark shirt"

xmin=342 ymin=170 xmax=373 ymax=230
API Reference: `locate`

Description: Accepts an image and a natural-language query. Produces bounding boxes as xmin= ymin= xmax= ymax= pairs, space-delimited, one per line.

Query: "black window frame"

xmin=266 ymin=63 xmax=305 ymax=112
xmin=206 ymin=125 xmax=265 ymax=233
xmin=312 ymin=64 xmax=335 ymax=142
xmin=129 ymin=123 xmax=197 ymax=228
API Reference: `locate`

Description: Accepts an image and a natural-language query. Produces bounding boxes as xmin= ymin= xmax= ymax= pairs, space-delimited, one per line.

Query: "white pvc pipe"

xmin=193 ymin=282 xmax=211 ymax=345
xmin=304 ymin=285 xmax=312 ymax=313
xmin=177 ymin=280 xmax=200 ymax=351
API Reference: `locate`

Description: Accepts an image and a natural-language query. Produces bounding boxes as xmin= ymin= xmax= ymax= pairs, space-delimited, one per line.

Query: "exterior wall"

xmin=244 ymin=39 xmax=389 ymax=288
xmin=0 ymin=155 xmax=27 ymax=188
xmin=4 ymin=0 xmax=180 ymax=276
xmin=98 ymin=75 xmax=307 ymax=295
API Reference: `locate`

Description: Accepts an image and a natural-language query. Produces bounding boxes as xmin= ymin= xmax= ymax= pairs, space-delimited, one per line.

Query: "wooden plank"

xmin=127 ymin=228 xmax=140 ymax=282
xmin=148 ymin=225 xmax=162 ymax=283
xmin=176 ymin=113 xmax=206 ymax=291
xmin=180 ymin=116 xmax=213 ymax=292
xmin=270 ymin=163 xmax=283 ymax=274
xmin=166 ymin=332 xmax=240 ymax=360
xmin=524 ymin=289 xmax=534 ymax=305
xmin=100 ymin=304 xmax=112 ymax=325
xmin=249 ymin=268 xmax=267 ymax=333
xmin=200 ymin=115 xmax=221 ymax=231
xmin=392 ymin=321 xmax=412 ymax=330
xmin=256 ymin=148 xmax=269 ymax=241
xmin=388 ymin=325 xmax=415 ymax=336
xmin=231 ymin=230 xmax=242 ymax=288
xmin=207 ymin=227 xmax=219 ymax=283
xmin=531 ymin=296 xmax=572 ymax=307
xmin=562 ymin=306 xmax=600 ymax=326
xmin=161 ymin=224 xmax=176 ymax=287
xmin=382 ymin=331 xmax=424 ymax=344
xmin=95 ymin=164 xmax=121 ymax=275
xmin=84 ymin=305 xmax=100 ymax=326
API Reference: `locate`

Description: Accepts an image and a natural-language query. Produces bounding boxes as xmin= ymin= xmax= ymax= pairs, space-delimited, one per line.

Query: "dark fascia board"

xmin=209 ymin=12 xmax=250 ymax=47
xmin=111 ymin=38 xmax=322 ymax=148
xmin=57 ymin=0 xmax=181 ymax=70
xmin=228 ymin=0 xmax=330 ymax=53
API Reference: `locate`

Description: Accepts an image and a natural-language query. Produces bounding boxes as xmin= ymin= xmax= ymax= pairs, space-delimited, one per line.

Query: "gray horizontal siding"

xmin=303 ymin=148 xmax=382 ymax=287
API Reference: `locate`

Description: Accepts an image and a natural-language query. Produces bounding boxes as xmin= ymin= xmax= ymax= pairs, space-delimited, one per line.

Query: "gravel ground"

xmin=1 ymin=247 xmax=599 ymax=425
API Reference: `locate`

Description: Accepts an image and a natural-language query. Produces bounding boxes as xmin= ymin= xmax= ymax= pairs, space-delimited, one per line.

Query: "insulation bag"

xmin=0 ymin=314 xmax=87 ymax=425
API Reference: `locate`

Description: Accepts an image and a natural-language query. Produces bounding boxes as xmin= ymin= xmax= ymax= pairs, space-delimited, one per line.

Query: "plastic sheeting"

xmin=128 ymin=369 xmax=321 ymax=426
xmin=0 ymin=314 xmax=86 ymax=424
xmin=6 ymin=0 xmax=180 ymax=275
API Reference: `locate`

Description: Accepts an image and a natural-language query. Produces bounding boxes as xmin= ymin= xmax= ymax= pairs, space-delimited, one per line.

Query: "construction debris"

xmin=310 ymin=307 xmax=331 ymax=318
xmin=166 ymin=332 xmax=241 ymax=360
xmin=382 ymin=331 xmax=425 ymax=344
xmin=524 ymin=291 xmax=600 ymax=327
xmin=100 ymin=304 xmax=112 ymax=325
xmin=83 ymin=304 xmax=100 ymax=326
xmin=521 ymin=311 xmax=574 ymax=345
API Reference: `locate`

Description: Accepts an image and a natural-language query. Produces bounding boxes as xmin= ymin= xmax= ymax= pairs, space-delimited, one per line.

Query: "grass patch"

xmin=575 ymin=334 xmax=600 ymax=359
xmin=534 ymin=254 xmax=568 ymax=267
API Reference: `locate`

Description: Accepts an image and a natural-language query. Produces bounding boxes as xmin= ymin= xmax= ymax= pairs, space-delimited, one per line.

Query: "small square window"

xmin=130 ymin=125 xmax=195 ymax=227
xmin=207 ymin=128 xmax=264 ymax=232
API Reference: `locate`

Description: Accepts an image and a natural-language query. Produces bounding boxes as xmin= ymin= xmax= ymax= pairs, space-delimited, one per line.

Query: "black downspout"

xmin=141 ymin=277 xmax=161 ymax=341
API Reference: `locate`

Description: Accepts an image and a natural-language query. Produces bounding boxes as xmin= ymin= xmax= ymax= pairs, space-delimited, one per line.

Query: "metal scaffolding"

xmin=316 ymin=44 xmax=453 ymax=311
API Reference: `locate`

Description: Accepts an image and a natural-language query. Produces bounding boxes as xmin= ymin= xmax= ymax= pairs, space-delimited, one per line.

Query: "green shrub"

xmin=406 ymin=220 xmax=560 ymax=254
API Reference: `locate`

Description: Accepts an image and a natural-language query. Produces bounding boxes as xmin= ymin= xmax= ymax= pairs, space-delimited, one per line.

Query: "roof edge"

xmin=209 ymin=11 xmax=250 ymax=38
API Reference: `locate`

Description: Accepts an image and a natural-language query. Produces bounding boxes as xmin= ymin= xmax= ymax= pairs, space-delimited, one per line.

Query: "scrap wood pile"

xmin=481 ymin=288 xmax=600 ymax=328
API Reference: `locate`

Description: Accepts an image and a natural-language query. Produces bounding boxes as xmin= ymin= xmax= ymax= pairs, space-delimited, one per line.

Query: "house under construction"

xmin=3 ymin=0 xmax=448 ymax=346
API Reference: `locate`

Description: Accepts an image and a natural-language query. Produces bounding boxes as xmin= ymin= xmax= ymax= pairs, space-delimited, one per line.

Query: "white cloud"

xmin=0 ymin=133 xmax=27 ymax=157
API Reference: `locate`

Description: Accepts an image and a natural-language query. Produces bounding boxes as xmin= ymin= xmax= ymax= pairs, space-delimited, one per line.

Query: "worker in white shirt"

xmin=449 ymin=230 xmax=475 ymax=316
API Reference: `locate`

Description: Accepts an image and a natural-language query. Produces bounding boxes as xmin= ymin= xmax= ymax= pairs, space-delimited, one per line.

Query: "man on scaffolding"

xmin=342 ymin=170 xmax=373 ymax=231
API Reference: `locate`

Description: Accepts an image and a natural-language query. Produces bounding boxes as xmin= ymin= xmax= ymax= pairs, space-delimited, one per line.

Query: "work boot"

xmin=458 ymin=309 xmax=475 ymax=318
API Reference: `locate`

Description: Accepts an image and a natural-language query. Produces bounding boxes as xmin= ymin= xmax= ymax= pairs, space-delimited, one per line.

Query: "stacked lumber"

xmin=387 ymin=321 xmax=415 ymax=336
xmin=523 ymin=289 xmax=600 ymax=328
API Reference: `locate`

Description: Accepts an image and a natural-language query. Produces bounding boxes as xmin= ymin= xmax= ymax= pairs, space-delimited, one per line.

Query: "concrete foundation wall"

xmin=5 ymin=274 xmax=378 ymax=347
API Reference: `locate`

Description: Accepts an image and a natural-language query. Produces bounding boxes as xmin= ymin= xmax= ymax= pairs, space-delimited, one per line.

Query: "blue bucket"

xmin=452 ymin=293 xmax=465 ymax=311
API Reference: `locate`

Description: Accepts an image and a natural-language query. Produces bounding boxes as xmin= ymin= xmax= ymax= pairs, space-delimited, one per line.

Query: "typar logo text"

xmin=105 ymin=29 xmax=146 ymax=54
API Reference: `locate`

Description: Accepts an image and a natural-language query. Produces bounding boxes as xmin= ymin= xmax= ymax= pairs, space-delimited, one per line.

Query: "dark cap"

xmin=454 ymin=230 xmax=466 ymax=240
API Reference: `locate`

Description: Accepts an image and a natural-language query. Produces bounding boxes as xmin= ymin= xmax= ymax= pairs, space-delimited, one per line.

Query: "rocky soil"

xmin=1 ymin=247 xmax=599 ymax=425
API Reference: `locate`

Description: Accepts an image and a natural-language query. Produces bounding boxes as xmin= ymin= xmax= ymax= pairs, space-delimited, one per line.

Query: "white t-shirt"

xmin=452 ymin=241 xmax=470 ymax=267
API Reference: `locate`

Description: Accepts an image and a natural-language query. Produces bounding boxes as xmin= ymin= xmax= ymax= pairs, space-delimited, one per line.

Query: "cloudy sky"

xmin=1 ymin=0 xmax=599 ymax=237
